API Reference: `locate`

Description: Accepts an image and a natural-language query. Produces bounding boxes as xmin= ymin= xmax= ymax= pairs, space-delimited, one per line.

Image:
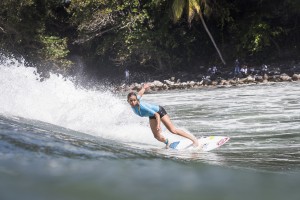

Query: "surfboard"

xmin=168 ymin=136 xmax=230 ymax=152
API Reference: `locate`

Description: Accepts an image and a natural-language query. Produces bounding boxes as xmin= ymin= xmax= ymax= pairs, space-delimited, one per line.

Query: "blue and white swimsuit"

xmin=131 ymin=96 xmax=167 ymax=119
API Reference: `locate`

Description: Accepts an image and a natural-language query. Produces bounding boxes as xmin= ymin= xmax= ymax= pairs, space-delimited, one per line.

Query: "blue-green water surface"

xmin=1 ymin=57 xmax=300 ymax=200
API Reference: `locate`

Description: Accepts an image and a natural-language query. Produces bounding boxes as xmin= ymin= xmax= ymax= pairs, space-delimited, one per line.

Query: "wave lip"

xmin=0 ymin=54 xmax=150 ymax=144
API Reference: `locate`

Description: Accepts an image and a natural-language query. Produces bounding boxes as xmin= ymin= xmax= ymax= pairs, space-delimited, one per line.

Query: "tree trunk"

xmin=199 ymin=13 xmax=226 ymax=65
xmin=269 ymin=36 xmax=281 ymax=57
xmin=157 ymin=56 xmax=164 ymax=71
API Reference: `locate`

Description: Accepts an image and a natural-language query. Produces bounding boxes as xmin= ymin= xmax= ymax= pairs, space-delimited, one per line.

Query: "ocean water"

xmin=1 ymin=55 xmax=300 ymax=200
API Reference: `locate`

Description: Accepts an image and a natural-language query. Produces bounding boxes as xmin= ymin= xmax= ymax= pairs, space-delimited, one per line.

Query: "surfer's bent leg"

xmin=149 ymin=118 xmax=167 ymax=144
xmin=161 ymin=115 xmax=199 ymax=147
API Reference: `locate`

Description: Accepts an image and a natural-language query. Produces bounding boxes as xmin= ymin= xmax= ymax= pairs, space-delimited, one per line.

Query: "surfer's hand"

xmin=143 ymin=83 xmax=150 ymax=89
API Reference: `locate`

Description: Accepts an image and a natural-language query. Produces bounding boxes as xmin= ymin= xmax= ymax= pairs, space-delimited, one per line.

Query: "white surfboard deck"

xmin=169 ymin=136 xmax=230 ymax=152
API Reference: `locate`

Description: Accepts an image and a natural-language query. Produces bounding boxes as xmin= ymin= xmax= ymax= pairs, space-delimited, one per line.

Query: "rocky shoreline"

xmin=116 ymin=73 xmax=300 ymax=93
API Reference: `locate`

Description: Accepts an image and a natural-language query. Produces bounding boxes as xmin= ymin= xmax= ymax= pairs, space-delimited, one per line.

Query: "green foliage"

xmin=241 ymin=22 xmax=284 ymax=53
xmin=69 ymin=0 xmax=180 ymax=70
xmin=211 ymin=0 xmax=300 ymax=62
xmin=0 ymin=0 xmax=42 ymax=49
xmin=172 ymin=0 xmax=186 ymax=22
xmin=39 ymin=35 xmax=72 ymax=68
xmin=171 ymin=0 xmax=226 ymax=65
xmin=0 ymin=0 xmax=300 ymax=74
xmin=0 ymin=0 xmax=72 ymax=69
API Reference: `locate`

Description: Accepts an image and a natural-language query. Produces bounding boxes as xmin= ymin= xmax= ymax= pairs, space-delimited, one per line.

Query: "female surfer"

xmin=127 ymin=83 xmax=199 ymax=148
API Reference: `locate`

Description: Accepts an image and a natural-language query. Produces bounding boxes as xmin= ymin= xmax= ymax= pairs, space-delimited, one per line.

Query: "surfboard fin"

xmin=169 ymin=141 xmax=180 ymax=149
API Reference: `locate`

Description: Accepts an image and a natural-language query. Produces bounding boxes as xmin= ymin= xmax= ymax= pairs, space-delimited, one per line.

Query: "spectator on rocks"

xmin=261 ymin=64 xmax=268 ymax=75
xmin=207 ymin=66 xmax=218 ymax=76
xmin=240 ymin=65 xmax=248 ymax=77
xmin=212 ymin=66 xmax=218 ymax=74
xmin=249 ymin=66 xmax=255 ymax=75
xmin=207 ymin=66 xmax=218 ymax=80
xmin=234 ymin=59 xmax=240 ymax=77
xmin=207 ymin=67 xmax=212 ymax=76
xmin=125 ymin=69 xmax=130 ymax=84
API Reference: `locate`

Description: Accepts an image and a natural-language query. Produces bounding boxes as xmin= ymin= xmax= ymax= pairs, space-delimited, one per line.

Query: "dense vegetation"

xmin=1 ymin=0 xmax=299 ymax=78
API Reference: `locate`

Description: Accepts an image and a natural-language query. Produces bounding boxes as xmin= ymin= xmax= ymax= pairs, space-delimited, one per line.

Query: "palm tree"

xmin=172 ymin=0 xmax=226 ymax=65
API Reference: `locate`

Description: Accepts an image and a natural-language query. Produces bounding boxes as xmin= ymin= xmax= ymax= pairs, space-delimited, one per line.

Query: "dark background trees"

xmin=1 ymin=0 xmax=299 ymax=79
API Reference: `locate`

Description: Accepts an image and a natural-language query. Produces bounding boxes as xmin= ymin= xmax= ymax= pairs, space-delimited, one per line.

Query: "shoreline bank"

xmin=116 ymin=73 xmax=300 ymax=93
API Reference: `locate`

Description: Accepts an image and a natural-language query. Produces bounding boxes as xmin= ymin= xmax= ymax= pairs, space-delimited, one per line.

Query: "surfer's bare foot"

xmin=193 ymin=141 xmax=199 ymax=147
xmin=193 ymin=141 xmax=205 ymax=149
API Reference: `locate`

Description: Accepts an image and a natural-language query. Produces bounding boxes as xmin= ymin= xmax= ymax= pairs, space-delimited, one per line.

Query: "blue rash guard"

xmin=131 ymin=95 xmax=159 ymax=117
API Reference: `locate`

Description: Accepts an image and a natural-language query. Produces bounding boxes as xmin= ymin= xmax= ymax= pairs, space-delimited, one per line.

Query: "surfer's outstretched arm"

xmin=137 ymin=83 xmax=150 ymax=97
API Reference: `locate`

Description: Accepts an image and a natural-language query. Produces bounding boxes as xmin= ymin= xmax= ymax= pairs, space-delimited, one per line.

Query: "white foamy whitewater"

xmin=2 ymin=54 xmax=300 ymax=157
xmin=0 ymin=54 xmax=160 ymax=145
xmin=2 ymin=55 xmax=300 ymax=200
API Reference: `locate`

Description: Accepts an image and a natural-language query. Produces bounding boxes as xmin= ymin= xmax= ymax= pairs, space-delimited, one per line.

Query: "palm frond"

xmin=190 ymin=0 xmax=201 ymax=14
xmin=172 ymin=0 xmax=186 ymax=22
xmin=201 ymin=0 xmax=212 ymax=16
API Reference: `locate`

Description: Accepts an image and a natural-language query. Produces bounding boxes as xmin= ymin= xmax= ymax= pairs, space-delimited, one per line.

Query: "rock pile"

xmin=116 ymin=73 xmax=300 ymax=93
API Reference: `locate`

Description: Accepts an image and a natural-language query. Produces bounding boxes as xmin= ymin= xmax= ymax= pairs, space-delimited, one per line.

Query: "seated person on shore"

xmin=212 ymin=66 xmax=218 ymax=74
xmin=207 ymin=67 xmax=212 ymax=76
xmin=249 ymin=67 xmax=255 ymax=75
xmin=261 ymin=64 xmax=268 ymax=75
xmin=240 ymin=65 xmax=248 ymax=77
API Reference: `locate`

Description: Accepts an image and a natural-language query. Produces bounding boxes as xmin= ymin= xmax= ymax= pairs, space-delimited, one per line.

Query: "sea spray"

xmin=0 ymin=54 xmax=158 ymax=145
